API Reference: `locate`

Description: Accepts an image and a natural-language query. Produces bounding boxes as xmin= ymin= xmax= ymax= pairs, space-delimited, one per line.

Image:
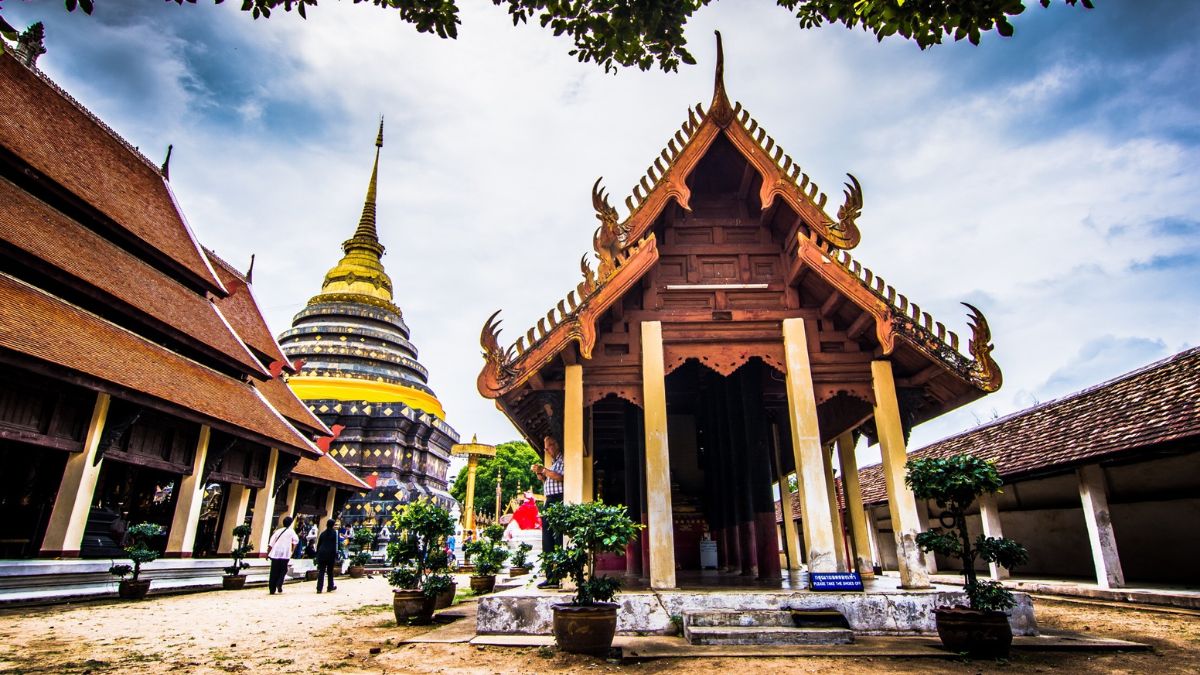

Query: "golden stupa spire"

xmin=314 ymin=117 xmax=395 ymax=306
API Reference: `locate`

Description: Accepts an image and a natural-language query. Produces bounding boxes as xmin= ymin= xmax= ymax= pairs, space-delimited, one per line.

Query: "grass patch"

xmin=453 ymin=589 xmax=476 ymax=604
xmin=341 ymin=603 xmax=391 ymax=616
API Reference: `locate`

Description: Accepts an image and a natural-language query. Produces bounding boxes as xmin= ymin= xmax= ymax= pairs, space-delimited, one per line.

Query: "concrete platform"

xmin=0 ymin=557 xmax=319 ymax=605
xmin=476 ymin=576 xmax=1037 ymax=636
xmin=927 ymin=572 xmax=1200 ymax=610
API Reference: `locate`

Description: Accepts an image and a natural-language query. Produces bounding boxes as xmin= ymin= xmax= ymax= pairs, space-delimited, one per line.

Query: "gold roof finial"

xmin=352 ymin=116 xmax=385 ymax=244
xmin=710 ymin=31 xmax=734 ymax=127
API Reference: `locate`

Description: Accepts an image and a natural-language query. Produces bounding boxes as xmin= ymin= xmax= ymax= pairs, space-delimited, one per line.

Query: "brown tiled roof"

xmin=0 ymin=272 xmax=319 ymax=456
xmin=256 ymin=374 xmax=331 ymax=437
xmin=0 ymin=53 xmax=224 ymax=293
xmin=204 ymin=250 xmax=293 ymax=368
xmin=0 ymin=178 xmax=267 ymax=377
xmin=293 ymin=454 xmax=369 ymax=491
xmin=856 ymin=347 xmax=1200 ymax=505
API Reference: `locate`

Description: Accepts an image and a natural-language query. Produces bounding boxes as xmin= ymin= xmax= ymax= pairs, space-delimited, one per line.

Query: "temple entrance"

xmin=81 ymin=460 xmax=178 ymax=558
xmin=0 ymin=442 xmax=68 ymax=558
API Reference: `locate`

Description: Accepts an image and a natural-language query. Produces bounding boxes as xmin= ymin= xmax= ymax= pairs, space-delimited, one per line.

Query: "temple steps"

xmin=682 ymin=609 xmax=853 ymax=646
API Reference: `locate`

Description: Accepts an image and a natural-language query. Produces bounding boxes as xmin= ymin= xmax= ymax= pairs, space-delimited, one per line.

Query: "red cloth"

xmin=512 ymin=497 xmax=541 ymax=530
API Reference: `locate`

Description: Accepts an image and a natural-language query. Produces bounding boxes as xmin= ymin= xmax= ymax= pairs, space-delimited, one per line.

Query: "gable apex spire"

xmin=350 ymin=116 xmax=385 ymax=247
xmin=710 ymin=31 xmax=734 ymax=127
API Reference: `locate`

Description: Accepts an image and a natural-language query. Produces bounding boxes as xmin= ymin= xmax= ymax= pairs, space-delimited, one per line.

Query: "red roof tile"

xmin=0 ymin=53 xmax=224 ymax=293
xmin=0 ymin=272 xmax=318 ymax=457
xmin=204 ymin=250 xmax=293 ymax=368
xmin=293 ymin=454 xmax=369 ymax=491
xmin=856 ymin=348 xmax=1200 ymax=505
xmin=256 ymin=374 xmax=331 ymax=437
xmin=0 ymin=177 xmax=267 ymax=377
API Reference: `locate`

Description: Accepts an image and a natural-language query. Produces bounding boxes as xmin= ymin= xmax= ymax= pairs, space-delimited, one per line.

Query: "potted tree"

xmin=906 ymin=454 xmax=1030 ymax=658
xmin=463 ymin=524 xmax=509 ymax=595
xmin=542 ymin=501 xmax=642 ymax=656
xmin=387 ymin=498 xmax=456 ymax=624
xmin=221 ymin=524 xmax=254 ymax=590
xmin=108 ymin=522 xmax=165 ymax=600
xmin=346 ymin=527 xmax=375 ymax=578
xmin=509 ymin=542 xmax=533 ymax=576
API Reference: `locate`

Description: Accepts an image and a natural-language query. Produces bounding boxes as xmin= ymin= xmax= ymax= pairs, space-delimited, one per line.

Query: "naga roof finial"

xmin=160 ymin=144 xmax=173 ymax=180
xmin=710 ymin=30 xmax=734 ymax=127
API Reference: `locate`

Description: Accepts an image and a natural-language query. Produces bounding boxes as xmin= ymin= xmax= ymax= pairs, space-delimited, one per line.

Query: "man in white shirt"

xmin=267 ymin=515 xmax=299 ymax=595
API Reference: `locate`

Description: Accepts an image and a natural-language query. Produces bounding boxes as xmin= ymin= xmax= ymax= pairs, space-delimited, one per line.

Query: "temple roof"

xmin=0 ymin=52 xmax=226 ymax=296
xmin=0 ymin=272 xmax=321 ymax=457
xmin=855 ymin=347 xmax=1200 ymax=505
xmin=203 ymin=249 xmax=293 ymax=371
xmin=478 ymin=33 xmax=1000 ymax=403
xmin=0 ymin=177 xmax=268 ymax=379
xmin=293 ymin=452 xmax=370 ymax=491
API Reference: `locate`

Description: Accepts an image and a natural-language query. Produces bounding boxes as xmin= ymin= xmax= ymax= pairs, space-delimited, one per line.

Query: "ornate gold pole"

xmin=451 ymin=435 xmax=496 ymax=539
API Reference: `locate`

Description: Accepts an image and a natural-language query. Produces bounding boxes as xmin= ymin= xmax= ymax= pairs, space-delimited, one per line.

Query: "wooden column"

xmin=821 ymin=443 xmax=849 ymax=572
xmin=564 ymin=364 xmax=585 ymax=505
xmin=1078 ymin=464 xmax=1124 ymax=589
xmin=836 ymin=432 xmax=875 ymax=578
xmin=978 ymin=492 xmax=1008 ymax=580
xmin=251 ymin=448 xmax=280 ymax=555
xmin=324 ymin=486 xmax=338 ymax=521
xmin=781 ymin=318 xmax=837 ymax=573
xmin=772 ymin=424 xmax=802 ymax=571
xmin=217 ymin=484 xmax=251 ymax=554
xmin=871 ymin=359 xmax=931 ymax=588
xmin=41 ymin=392 xmax=110 ymax=557
xmin=641 ymin=321 xmax=676 ymax=589
xmin=165 ymin=425 xmax=211 ymax=557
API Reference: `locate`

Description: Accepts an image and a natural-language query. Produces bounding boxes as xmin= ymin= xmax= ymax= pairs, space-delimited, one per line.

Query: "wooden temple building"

xmin=0 ymin=37 xmax=364 ymax=564
xmin=278 ymin=122 xmax=461 ymax=529
xmin=477 ymin=35 xmax=1004 ymax=590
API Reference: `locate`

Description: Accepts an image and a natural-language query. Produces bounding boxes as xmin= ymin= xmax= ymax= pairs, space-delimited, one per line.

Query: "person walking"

xmin=267 ymin=515 xmax=299 ymax=595
xmin=532 ymin=434 xmax=564 ymax=588
xmin=315 ymin=518 xmax=338 ymax=593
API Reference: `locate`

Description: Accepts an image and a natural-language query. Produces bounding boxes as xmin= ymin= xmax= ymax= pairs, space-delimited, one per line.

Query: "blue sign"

xmin=809 ymin=572 xmax=864 ymax=592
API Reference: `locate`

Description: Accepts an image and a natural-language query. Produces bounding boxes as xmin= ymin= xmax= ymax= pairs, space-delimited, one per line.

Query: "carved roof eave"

xmin=477 ymin=234 xmax=659 ymax=399
xmin=794 ymin=228 xmax=1002 ymax=394
xmin=613 ymin=96 xmax=862 ymax=251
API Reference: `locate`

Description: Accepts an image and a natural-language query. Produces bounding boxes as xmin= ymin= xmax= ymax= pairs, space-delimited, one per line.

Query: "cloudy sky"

xmin=6 ymin=0 xmax=1197 ymax=471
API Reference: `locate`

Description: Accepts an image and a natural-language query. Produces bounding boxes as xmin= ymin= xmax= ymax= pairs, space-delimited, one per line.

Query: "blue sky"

xmin=5 ymin=0 xmax=1198 ymax=471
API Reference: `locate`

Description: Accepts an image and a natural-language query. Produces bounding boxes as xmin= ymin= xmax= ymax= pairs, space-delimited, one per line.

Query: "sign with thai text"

xmin=809 ymin=572 xmax=864 ymax=592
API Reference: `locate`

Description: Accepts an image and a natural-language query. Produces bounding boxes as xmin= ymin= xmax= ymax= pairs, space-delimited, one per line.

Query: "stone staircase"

xmin=681 ymin=609 xmax=854 ymax=646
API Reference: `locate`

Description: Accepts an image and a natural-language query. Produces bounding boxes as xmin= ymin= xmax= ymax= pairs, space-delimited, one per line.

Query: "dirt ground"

xmin=0 ymin=577 xmax=1196 ymax=674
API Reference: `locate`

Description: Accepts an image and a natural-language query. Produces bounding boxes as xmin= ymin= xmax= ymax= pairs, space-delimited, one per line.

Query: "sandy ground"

xmin=0 ymin=577 xmax=1197 ymax=674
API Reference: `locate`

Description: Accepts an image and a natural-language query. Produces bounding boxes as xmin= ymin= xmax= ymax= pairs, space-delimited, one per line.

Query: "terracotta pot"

xmin=221 ymin=575 xmax=247 ymax=591
xmin=509 ymin=566 xmax=529 ymax=577
xmin=304 ymin=569 xmax=318 ymax=581
xmin=434 ymin=582 xmax=457 ymax=610
xmin=347 ymin=565 xmax=366 ymax=579
xmin=469 ymin=574 xmax=496 ymax=595
xmin=393 ymin=589 xmax=436 ymax=625
xmin=117 ymin=578 xmax=152 ymax=600
xmin=552 ymin=602 xmax=618 ymax=656
xmin=934 ymin=607 xmax=1013 ymax=658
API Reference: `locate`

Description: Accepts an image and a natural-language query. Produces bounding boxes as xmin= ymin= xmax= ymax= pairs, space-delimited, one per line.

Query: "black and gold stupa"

xmin=278 ymin=121 xmax=459 ymax=526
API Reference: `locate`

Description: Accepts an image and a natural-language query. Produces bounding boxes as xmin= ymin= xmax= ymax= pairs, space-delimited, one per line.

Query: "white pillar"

xmin=836 ymin=432 xmax=875 ymax=578
xmin=41 ymin=392 xmax=110 ymax=556
xmin=251 ymin=449 xmax=280 ymax=555
xmin=977 ymin=492 xmax=1009 ymax=580
xmin=914 ymin=503 xmax=939 ymax=574
xmin=781 ymin=318 xmax=838 ymax=573
xmin=821 ymin=444 xmax=849 ymax=572
xmin=641 ymin=321 xmax=676 ymax=589
xmin=772 ymin=425 xmax=802 ymax=571
xmin=282 ymin=478 xmax=300 ymax=519
xmin=563 ymin=364 xmax=585 ymax=506
xmin=871 ymin=359 xmax=931 ymax=588
xmin=1078 ymin=464 xmax=1124 ymax=589
xmin=324 ymin=486 xmax=338 ymax=520
xmin=217 ymin=484 xmax=251 ymax=554
xmin=166 ymin=425 xmax=212 ymax=557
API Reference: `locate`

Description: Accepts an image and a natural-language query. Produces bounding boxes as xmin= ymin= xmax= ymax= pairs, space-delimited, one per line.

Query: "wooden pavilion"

xmin=476 ymin=35 xmax=1003 ymax=590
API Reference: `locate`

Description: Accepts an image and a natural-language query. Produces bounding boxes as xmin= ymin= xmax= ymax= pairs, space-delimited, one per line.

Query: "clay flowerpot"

xmin=934 ymin=607 xmax=1013 ymax=658
xmin=347 ymin=565 xmax=366 ymax=579
xmin=509 ymin=566 xmax=529 ymax=577
xmin=221 ymin=575 xmax=247 ymax=591
xmin=117 ymin=578 xmax=152 ymax=600
xmin=552 ymin=602 xmax=618 ymax=656
xmin=304 ymin=569 xmax=318 ymax=582
xmin=469 ymin=574 xmax=496 ymax=595
xmin=434 ymin=582 xmax=457 ymax=610
xmin=393 ymin=589 xmax=435 ymax=625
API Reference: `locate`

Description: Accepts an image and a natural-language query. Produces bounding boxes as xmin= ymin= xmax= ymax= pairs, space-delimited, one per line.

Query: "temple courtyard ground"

xmin=0 ymin=576 xmax=1196 ymax=674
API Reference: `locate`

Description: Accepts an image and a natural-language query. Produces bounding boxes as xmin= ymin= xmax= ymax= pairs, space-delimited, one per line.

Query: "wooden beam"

xmin=846 ymin=312 xmax=873 ymax=340
xmin=737 ymin=162 xmax=756 ymax=202
xmin=899 ymin=364 xmax=943 ymax=388
xmin=819 ymin=292 xmax=845 ymax=319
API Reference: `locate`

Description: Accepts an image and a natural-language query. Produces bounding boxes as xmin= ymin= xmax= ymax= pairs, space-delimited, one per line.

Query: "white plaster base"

xmin=477 ymin=584 xmax=1037 ymax=637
